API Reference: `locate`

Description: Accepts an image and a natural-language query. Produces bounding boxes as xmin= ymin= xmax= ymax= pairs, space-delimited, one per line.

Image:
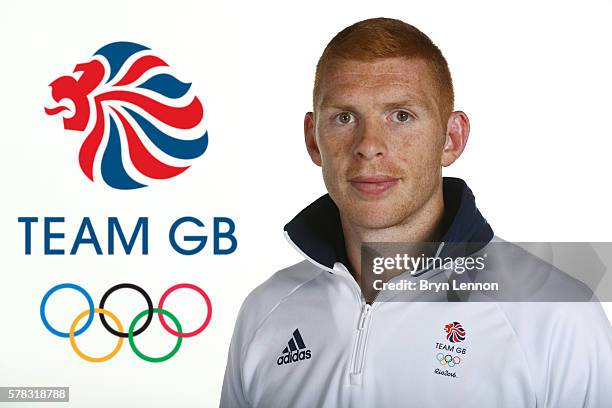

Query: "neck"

xmin=341 ymin=181 xmax=445 ymax=289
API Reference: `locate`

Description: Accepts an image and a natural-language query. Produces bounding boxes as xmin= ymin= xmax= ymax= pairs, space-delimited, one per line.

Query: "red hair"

xmin=314 ymin=17 xmax=454 ymax=119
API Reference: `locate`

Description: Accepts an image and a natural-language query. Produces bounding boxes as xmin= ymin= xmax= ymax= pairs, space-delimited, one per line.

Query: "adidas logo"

xmin=277 ymin=328 xmax=312 ymax=366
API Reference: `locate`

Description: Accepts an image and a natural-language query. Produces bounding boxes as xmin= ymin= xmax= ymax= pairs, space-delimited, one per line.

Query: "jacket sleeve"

xmin=219 ymin=301 xmax=251 ymax=408
xmin=542 ymin=302 xmax=612 ymax=407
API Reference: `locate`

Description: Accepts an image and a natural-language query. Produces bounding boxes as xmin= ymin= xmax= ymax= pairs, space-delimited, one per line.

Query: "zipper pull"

xmin=358 ymin=304 xmax=372 ymax=330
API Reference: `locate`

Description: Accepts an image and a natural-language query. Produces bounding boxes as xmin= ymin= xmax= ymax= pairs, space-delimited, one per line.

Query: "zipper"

xmin=331 ymin=262 xmax=377 ymax=386
xmin=335 ymin=260 xmax=434 ymax=386
xmin=349 ymin=302 xmax=372 ymax=385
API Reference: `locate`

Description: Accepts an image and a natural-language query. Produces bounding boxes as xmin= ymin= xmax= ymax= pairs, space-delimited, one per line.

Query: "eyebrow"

xmin=380 ymin=99 xmax=425 ymax=109
xmin=319 ymin=98 xmax=428 ymax=111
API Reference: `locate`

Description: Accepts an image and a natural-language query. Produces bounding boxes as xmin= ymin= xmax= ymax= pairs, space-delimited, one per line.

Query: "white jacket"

xmin=221 ymin=178 xmax=612 ymax=407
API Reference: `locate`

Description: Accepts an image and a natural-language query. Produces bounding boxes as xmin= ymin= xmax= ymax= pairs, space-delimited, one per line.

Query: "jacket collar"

xmin=284 ymin=177 xmax=494 ymax=272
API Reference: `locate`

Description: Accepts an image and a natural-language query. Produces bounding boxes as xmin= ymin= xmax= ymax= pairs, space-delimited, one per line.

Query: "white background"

xmin=0 ymin=0 xmax=611 ymax=407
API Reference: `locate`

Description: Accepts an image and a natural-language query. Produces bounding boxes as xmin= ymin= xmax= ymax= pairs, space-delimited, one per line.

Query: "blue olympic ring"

xmin=40 ymin=283 xmax=95 ymax=338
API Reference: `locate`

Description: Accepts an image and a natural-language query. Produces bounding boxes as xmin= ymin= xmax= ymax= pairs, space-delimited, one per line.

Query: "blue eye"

xmin=391 ymin=110 xmax=413 ymax=123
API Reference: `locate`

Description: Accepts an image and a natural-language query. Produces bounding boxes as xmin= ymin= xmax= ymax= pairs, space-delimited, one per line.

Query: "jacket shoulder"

xmin=234 ymin=260 xmax=324 ymax=343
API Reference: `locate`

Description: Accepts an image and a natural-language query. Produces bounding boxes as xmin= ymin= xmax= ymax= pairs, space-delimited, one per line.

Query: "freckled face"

xmin=311 ymin=57 xmax=447 ymax=228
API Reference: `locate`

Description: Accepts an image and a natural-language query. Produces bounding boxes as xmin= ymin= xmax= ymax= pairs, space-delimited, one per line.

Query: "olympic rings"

xmin=436 ymin=353 xmax=461 ymax=367
xmin=40 ymin=283 xmax=212 ymax=362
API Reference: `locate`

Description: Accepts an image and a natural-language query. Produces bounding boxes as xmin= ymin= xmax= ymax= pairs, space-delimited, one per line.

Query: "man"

xmin=221 ymin=17 xmax=612 ymax=407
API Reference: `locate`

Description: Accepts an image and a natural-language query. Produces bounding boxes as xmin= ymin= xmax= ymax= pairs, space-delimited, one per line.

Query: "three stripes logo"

xmin=277 ymin=329 xmax=311 ymax=366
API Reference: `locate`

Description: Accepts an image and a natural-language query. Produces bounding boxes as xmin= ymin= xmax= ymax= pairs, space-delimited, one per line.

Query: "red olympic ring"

xmin=158 ymin=283 xmax=212 ymax=338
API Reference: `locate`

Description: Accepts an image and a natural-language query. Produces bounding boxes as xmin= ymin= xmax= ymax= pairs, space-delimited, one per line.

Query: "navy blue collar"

xmin=284 ymin=177 xmax=494 ymax=271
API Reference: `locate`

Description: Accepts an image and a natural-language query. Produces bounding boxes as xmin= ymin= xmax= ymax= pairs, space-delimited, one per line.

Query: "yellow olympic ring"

xmin=69 ymin=308 xmax=123 ymax=363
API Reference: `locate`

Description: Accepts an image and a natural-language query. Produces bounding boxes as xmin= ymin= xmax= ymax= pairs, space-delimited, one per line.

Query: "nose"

xmin=352 ymin=118 xmax=387 ymax=160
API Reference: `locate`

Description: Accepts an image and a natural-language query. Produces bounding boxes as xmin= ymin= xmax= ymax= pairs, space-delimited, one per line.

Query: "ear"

xmin=441 ymin=111 xmax=470 ymax=167
xmin=304 ymin=112 xmax=322 ymax=167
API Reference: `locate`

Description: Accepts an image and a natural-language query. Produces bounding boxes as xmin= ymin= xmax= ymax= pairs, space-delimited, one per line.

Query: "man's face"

xmin=306 ymin=57 xmax=450 ymax=229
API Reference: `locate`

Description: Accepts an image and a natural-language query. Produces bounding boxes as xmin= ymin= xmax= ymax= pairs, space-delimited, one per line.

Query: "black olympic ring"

xmin=99 ymin=283 xmax=153 ymax=338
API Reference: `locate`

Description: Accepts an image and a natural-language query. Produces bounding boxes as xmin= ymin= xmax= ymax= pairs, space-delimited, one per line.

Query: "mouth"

xmin=348 ymin=175 xmax=400 ymax=196
xmin=44 ymin=105 xmax=70 ymax=116
xmin=44 ymin=96 xmax=75 ymax=118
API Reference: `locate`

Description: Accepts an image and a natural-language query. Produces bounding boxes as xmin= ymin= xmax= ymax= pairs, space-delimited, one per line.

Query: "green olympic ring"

xmin=129 ymin=308 xmax=183 ymax=363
